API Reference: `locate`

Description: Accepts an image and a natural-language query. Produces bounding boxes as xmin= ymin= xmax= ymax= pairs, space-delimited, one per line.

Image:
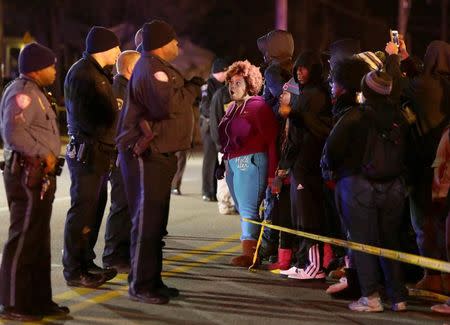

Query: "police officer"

xmin=116 ymin=20 xmax=202 ymax=304
xmin=199 ymin=58 xmax=228 ymax=201
xmin=102 ymin=50 xmax=140 ymax=273
xmin=63 ymin=26 xmax=120 ymax=287
xmin=0 ymin=43 xmax=69 ymax=321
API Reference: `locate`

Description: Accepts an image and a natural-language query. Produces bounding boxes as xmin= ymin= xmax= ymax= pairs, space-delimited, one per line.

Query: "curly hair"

xmin=226 ymin=60 xmax=263 ymax=96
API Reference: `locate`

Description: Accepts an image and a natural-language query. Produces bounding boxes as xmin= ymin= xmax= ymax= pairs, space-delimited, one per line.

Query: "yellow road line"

xmin=32 ymin=244 xmax=241 ymax=324
xmin=26 ymin=234 xmax=241 ymax=324
xmin=50 ymin=233 xmax=240 ymax=303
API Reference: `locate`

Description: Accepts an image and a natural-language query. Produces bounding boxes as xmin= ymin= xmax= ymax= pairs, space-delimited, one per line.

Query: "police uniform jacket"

xmin=116 ymin=53 xmax=200 ymax=154
xmin=112 ymin=74 xmax=128 ymax=136
xmin=0 ymin=76 xmax=60 ymax=158
xmin=64 ymin=53 xmax=117 ymax=145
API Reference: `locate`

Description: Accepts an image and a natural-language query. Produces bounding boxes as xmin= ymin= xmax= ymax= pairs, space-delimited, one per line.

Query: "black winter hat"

xmin=327 ymin=38 xmax=361 ymax=58
xmin=212 ymin=58 xmax=229 ymax=73
xmin=85 ymin=26 xmax=119 ymax=54
xmin=19 ymin=43 xmax=56 ymax=74
xmin=142 ymin=20 xmax=177 ymax=51
xmin=331 ymin=58 xmax=370 ymax=92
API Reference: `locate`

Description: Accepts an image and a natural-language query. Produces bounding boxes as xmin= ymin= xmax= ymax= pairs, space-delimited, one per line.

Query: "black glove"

xmin=215 ymin=161 xmax=225 ymax=180
xmin=189 ymin=76 xmax=204 ymax=87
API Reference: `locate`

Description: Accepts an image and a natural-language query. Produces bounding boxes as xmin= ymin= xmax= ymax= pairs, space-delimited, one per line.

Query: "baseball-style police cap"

xmin=85 ymin=26 xmax=120 ymax=54
xmin=19 ymin=43 xmax=56 ymax=74
xmin=142 ymin=20 xmax=177 ymax=52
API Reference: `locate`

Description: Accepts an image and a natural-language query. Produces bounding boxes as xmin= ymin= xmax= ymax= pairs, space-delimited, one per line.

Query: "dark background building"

xmin=0 ymin=0 xmax=447 ymax=98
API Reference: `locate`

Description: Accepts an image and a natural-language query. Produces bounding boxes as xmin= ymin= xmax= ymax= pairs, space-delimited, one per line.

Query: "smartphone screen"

xmin=390 ymin=30 xmax=399 ymax=46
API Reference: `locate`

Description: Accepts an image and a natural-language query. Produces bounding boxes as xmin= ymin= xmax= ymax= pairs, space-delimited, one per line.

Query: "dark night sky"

xmin=3 ymin=0 xmax=446 ymax=67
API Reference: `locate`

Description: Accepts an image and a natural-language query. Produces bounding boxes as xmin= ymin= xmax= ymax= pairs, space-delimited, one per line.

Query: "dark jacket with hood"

xmin=279 ymin=50 xmax=332 ymax=174
xmin=258 ymin=30 xmax=294 ymax=116
xmin=394 ymin=41 xmax=450 ymax=169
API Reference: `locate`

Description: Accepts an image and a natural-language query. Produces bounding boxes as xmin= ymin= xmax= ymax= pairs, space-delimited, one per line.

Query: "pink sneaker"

xmin=326 ymin=277 xmax=348 ymax=294
xmin=280 ymin=266 xmax=298 ymax=276
xmin=288 ymin=268 xmax=326 ymax=280
xmin=431 ymin=303 xmax=450 ymax=314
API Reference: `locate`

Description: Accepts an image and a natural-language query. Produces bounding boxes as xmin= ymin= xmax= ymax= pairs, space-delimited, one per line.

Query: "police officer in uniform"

xmin=102 ymin=50 xmax=140 ymax=273
xmin=199 ymin=58 xmax=228 ymax=201
xmin=63 ymin=26 xmax=120 ymax=287
xmin=0 ymin=43 xmax=69 ymax=321
xmin=116 ymin=20 xmax=202 ymax=304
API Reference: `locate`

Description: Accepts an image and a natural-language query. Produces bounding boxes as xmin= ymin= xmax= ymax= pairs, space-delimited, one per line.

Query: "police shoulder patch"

xmin=15 ymin=93 xmax=32 ymax=109
xmin=154 ymin=71 xmax=169 ymax=82
xmin=116 ymin=98 xmax=124 ymax=110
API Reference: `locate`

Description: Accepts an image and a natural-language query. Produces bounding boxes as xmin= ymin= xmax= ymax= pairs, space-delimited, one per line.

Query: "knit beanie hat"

xmin=19 ymin=43 xmax=56 ymax=74
xmin=353 ymin=51 xmax=383 ymax=71
xmin=282 ymin=77 xmax=299 ymax=96
xmin=362 ymin=70 xmax=392 ymax=96
xmin=142 ymin=20 xmax=176 ymax=51
xmin=86 ymin=26 xmax=119 ymax=54
xmin=212 ymin=58 xmax=229 ymax=73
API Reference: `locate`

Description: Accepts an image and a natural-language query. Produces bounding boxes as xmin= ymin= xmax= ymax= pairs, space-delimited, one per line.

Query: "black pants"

xmin=201 ymin=128 xmax=218 ymax=197
xmin=409 ymin=166 xmax=447 ymax=274
xmin=290 ymin=168 xmax=326 ymax=273
xmin=0 ymin=165 xmax=56 ymax=313
xmin=63 ymin=153 xmax=110 ymax=279
xmin=119 ymin=151 xmax=177 ymax=294
xmin=171 ymin=151 xmax=187 ymax=191
xmin=335 ymin=174 xmax=407 ymax=302
xmin=270 ymin=185 xmax=291 ymax=249
xmin=102 ymin=164 xmax=131 ymax=267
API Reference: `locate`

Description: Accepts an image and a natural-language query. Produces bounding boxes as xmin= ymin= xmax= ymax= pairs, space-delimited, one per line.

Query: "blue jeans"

xmin=226 ymin=153 xmax=267 ymax=240
xmin=335 ymin=174 xmax=407 ymax=302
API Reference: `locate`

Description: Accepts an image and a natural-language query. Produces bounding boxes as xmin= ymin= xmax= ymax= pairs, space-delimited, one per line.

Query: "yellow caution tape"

xmin=242 ymin=218 xmax=450 ymax=273
xmin=249 ymin=220 xmax=268 ymax=271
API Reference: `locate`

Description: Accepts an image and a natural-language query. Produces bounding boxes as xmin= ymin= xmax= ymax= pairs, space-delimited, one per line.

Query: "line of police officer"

xmin=0 ymin=19 xmax=200 ymax=320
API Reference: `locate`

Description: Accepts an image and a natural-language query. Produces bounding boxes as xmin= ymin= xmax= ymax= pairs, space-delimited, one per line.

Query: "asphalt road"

xmin=0 ymin=151 xmax=448 ymax=324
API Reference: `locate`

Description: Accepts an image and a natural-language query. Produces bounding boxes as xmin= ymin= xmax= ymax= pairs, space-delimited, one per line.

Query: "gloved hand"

xmin=215 ymin=161 xmax=225 ymax=180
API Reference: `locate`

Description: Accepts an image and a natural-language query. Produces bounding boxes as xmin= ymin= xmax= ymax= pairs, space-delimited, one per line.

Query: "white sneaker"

xmin=392 ymin=301 xmax=407 ymax=312
xmin=280 ymin=266 xmax=298 ymax=276
xmin=288 ymin=268 xmax=326 ymax=280
xmin=349 ymin=296 xmax=384 ymax=312
xmin=326 ymin=277 xmax=348 ymax=294
xmin=431 ymin=303 xmax=450 ymax=314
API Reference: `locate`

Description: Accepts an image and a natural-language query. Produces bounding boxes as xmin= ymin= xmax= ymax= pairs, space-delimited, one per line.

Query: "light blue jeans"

xmin=226 ymin=152 xmax=267 ymax=240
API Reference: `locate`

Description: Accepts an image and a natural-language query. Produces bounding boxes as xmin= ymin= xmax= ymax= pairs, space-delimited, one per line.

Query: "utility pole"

xmin=275 ymin=0 xmax=288 ymax=30
xmin=442 ymin=0 xmax=448 ymax=41
xmin=398 ymin=0 xmax=411 ymax=36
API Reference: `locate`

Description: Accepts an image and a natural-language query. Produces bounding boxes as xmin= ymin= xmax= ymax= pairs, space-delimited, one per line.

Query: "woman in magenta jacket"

xmin=218 ymin=60 xmax=279 ymax=267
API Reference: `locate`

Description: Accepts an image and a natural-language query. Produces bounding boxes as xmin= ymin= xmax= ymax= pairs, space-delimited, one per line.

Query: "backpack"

xmin=360 ymin=104 xmax=406 ymax=181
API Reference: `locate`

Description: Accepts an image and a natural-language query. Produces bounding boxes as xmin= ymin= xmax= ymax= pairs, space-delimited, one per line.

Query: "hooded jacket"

xmin=403 ymin=40 xmax=450 ymax=167
xmin=279 ymin=51 xmax=332 ymax=173
xmin=258 ymin=30 xmax=294 ymax=114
